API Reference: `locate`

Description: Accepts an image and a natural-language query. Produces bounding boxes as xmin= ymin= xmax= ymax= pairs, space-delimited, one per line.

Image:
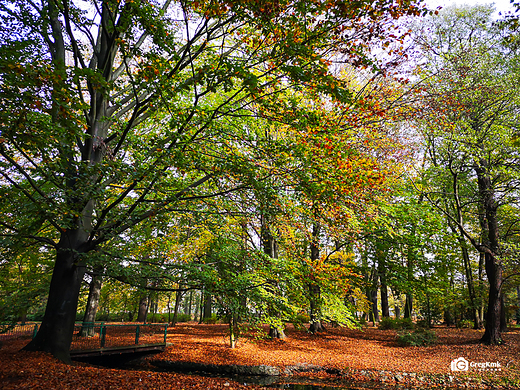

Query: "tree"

xmin=0 ymin=0 xmax=425 ymax=361
xmin=412 ymin=4 xmax=520 ymax=344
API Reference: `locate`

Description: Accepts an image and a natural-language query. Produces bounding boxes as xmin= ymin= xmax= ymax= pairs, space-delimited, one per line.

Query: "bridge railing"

xmin=70 ymin=323 xmax=168 ymax=351
xmin=0 ymin=322 xmax=169 ymax=351
xmin=0 ymin=323 xmax=39 ymax=340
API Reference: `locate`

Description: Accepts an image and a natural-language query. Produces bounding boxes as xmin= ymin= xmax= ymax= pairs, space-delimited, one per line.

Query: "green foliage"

xmin=0 ymin=245 xmax=52 ymax=323
xmin=291 ymin=313 xmax=310 ymax=324
xmin=415 ymin=319 xmax=430 ymax=329
xmin=456 ymin=319 xmax=474 ymax=329
xmin=378 ymin=317 xmax=414 ymax=330
xmin=411 ymin=3 xmax=520 ymax=343
xmin=0 ymin=0 xmax=432 ymax=357
xmin=146 ymin=313 xmax=170 ymax=323
xmin=174 ymin=314 xmax=192 ymax=323
xmin=290 ymin=313 xmax=310 ymax=331
xmin=203 ymin=315 xmax=219 ymax=325
xmin=396 ymin=328 xmax=437 ymax=347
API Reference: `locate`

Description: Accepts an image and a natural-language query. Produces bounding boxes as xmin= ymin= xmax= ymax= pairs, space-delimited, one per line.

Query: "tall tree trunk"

xmin=23 ymin=233 xmax=87 ymax=363
xmin=203 ymin=294 xmax=212 ymax=320
xmin=80 ymin=272 xmax=103 ymax=337
xmin=309 ymin=283 xmax=324 ymax=333
xmin=404 ymin=235 xmax=415 ymax=320
xmin=308 ymin=223 xmax=324 ymax=333
xmin=193 ymin=291 xmax=200 ymax=321
xmin=378 ymin=253 xmax=390 ymax=318
xmin=481 ymin=253 xmax=503 ymax=343
xmin=167 ymin=294 xmax=172 ymax=323
xmin=137 ymin=294 xmax=149 ymax=323
xmin=404 ymin=293 xmax=413 ymax=319
xmin=23 ymin=1 xmax=122 ymax=362
xmin=228 ymin=314 xmax=238 ymax=348
xmin=171 ymin=288 xmax=184 ymax=326
xmin=475 ymin=161 xmax=502 ymax=345
xmin=370 ymin=282 xmax=379 ymax=324
xmin=261 ymin=214 xmax=286 ymax=339
xmin=478 ymin=253 xmax=485 ymax=327
xmin=368 ymin=258 xmax=379 ymax=324
xmin=392 ymin=288 xmax=401 ymax=319
xmin=187 ymin=290 xmax=193 ymax=318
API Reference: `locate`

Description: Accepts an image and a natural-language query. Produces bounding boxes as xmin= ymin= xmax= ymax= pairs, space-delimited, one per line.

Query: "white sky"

xmin=426 ymin=0 xmax=518 ymax=15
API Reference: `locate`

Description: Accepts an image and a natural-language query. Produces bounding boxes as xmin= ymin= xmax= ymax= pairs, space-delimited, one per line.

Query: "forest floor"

xmin=0 ymin=323 xmax=519 ymax=389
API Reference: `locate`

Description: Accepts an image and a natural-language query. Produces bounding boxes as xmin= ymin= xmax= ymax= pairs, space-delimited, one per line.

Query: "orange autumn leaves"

xmin=3 ymin=324 xmax=519 ymax=389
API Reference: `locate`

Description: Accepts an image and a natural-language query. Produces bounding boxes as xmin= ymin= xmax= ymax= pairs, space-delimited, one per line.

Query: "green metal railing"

xmin=1 ymin=322 xmax=168 ymax=351
xmin=0 ymin=323 xmax=40 ymax=340
xmin=70 ymin=323 xmax=168 ymax=351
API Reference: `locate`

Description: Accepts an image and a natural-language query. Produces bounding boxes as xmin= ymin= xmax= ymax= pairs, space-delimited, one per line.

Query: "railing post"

xmin=135 ymin=325 xmax=140 ymax=345
xmin=32 ymin=324 xmax=38 ymax=339
xmin=100 ymin=325 xmax=106 ymax=348
xmin=163 ymin=323 xmax=168 ymax=343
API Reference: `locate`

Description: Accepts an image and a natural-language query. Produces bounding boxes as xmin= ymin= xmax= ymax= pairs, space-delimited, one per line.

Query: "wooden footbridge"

xmin=1 ymin=322 xmax=168 ymax=358
xmin=69 ymin=322 xmax=168 ymax=358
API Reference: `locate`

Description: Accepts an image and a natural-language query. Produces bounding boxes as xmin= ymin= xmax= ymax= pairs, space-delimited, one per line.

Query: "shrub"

xmin=457 ymin=319 xmax=474 ymax=329
xmin=146 ymin=313 xmax=168 ymax=323
xmin=378 ymin=317 xmax=398 ymax=330
xmin=396 ymin=328 xmax=437 ymax=347
xmin=203 ymin=315 xmax=219 ymax=324
xmin=378 ymin=317 xmax=414 ymax=330
xmin=175 ymin=313 xmax=191 ymax=323
xmin=398 ymin=318 xmax=414 ymax=329
xmin=415 ymin=319 xmax=430 ymax=328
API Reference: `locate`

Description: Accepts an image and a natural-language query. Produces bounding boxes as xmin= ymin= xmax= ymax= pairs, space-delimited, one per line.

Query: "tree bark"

xmin=261 ymin=214 xmax=285 ymax=339
xmin=481 ymin=253 xmax=503 ymax=343
xmin=187 ymin=290 xmax=193 ymax=318
xmin=308 ymin=223 xmax=324 ymax=333
xmin=80 ymin=272 xmax=103 ymax=337
xmin=23 ymin=233 xmax=87 ymax=363
xmin=23 ymin=0 xmax=123 ymax=362
xmin=379 ymin=254 xmax=389 ymax=318
xmin=404 ymin=234 xmax=415 ymax=319
xmin=171 ymin=289 xmax=184 ymax=326
xmin=370 ymin=284 xmax=379 ymax=324
xmin=392 ymin=288 xmax=401 ymax=319
xmin=137 ymin=294 xmax=149 ymax=323
xmin=309 ymin=282 xmax=324 ymax=333
xmin=404 ymin=293 xmax=413 ymax=319
xmin=203 ymin=294 xmax=212 ymax=320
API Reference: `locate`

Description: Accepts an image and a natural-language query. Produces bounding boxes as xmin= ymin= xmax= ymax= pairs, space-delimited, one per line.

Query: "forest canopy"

xmin=1 ymin=0 xmax=520 ymax=363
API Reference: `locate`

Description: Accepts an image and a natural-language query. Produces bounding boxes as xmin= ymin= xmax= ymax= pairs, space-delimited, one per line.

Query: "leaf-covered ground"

xmin=1 ymin=323 xmax=519 ymax=389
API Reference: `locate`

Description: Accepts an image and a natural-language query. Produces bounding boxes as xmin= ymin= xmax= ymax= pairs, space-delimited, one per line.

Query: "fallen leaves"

xmin=1 ymin=323 xmax=519 ymax=389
